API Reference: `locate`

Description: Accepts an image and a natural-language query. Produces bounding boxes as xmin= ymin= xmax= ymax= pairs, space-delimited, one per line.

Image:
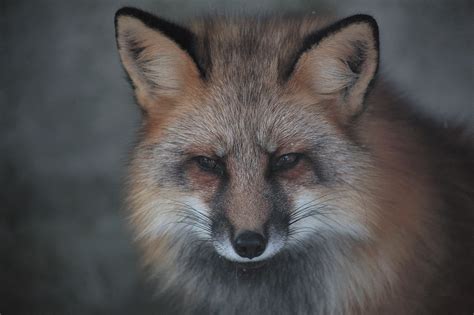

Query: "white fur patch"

xmin=134 ymin=195 xmax=212 ymax=240
xmin=213 ymin=231 xmax=285 ymax=263
xmin=288 ymin=191 xmax=369 ymax=242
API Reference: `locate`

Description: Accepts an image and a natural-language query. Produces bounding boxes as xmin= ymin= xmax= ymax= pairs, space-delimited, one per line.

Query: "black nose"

xmin=233 ymin=231 xmax=267 ymax=259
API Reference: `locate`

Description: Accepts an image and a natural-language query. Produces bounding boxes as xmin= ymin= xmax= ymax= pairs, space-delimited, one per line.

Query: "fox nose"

xmin=233 ymin=231 xmax=267 ymax=259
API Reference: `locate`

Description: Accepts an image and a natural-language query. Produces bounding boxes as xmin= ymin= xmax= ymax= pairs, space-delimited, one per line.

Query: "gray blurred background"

xmin=1 ymin=0 xmax=473 ymax=314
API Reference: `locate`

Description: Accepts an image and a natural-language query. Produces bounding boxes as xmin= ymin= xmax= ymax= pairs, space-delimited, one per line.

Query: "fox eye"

xmin=194 ymin=156 xmax=223 ymax=174
xmin=273 ymin=153 xmax=301 ymax=171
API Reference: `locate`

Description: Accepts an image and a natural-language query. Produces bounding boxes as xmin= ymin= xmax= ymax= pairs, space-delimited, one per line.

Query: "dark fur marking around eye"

xmin=209 ymin=178 xmax=232 ymax=233
xmin=267 ymin=180 xmax=291 ymax=233
xmin=311 ymin=161 xmax=329 ymax=184
xmin=304 ymin=145 xmax=333 ymax=184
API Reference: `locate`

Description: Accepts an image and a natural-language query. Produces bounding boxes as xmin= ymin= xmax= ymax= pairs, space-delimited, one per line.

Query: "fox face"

xmin=115 ymin=8 xmax=442 ymax=314
xmin=130 ymin=86 xmax=374 ymax=263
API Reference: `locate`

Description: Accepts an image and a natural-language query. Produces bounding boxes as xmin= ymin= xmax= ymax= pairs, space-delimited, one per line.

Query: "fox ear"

xmin=114 ymin=7 xmax=203 ymax=110
xmin=289 ymin=15 xmax=379 ymax=118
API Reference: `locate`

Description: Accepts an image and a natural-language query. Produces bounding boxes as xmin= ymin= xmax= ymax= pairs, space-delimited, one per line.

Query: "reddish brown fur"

xmin=115 ymin=8 xmax=473 ymax=314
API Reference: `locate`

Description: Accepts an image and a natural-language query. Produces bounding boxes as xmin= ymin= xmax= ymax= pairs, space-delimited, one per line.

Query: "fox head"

xmin=115 ymin=7 xmax=435 ymax=313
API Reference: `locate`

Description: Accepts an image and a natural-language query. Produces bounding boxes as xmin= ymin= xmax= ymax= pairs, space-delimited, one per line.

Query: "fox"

xmin=114 ymin=7 xmax=474 ymax=315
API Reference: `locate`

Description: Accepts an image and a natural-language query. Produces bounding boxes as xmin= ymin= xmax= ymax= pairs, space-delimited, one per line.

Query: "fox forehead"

xmin=152 ymin=95 xmax=334 ymax=159
xmin=187 ymin=16 xmax=333 ymax=82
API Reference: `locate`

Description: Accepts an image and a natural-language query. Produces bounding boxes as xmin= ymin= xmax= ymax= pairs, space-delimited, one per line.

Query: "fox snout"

xmin=212 ymin=208 xmax=288 ymax=263
xmin=213 ymin=227 xmax=286 ymax=263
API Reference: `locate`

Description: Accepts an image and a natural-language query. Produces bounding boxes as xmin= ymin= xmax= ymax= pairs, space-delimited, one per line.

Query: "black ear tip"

xmin=114 ymin=7 xmax=169 ymax=33
xmin=114 ymin=7 xmax=144 ymax=46
xmin=115 ymin=7 xmax=133 ymax=27
xmin=115 ymin=7 xmax=142 ymax=19
xmin=114 ymin=7 xmax=150 ymax=27
xmin=342 ymin=14 xmax=379 ymax=49
xmin=344 ymin=14 xmax=378 ymax=30
xmin=347 ymin=14 xmax=379 ymax=36
xmin=352 ymin=14 xmax=377 ymax=25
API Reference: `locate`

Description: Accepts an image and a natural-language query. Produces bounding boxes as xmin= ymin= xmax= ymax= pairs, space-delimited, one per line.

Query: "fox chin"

xmin=114 ymin=7 xmax=474 ymax=315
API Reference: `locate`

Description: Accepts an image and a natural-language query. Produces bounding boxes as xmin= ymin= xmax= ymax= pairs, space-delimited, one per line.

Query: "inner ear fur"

xmin=114 ymin=7 xmax=203 ymax=109
xmin=290 ymin=14 xmax=379 ymax=117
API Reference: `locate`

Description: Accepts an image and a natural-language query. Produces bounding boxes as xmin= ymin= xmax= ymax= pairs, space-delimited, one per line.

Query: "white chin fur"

xmin=213 ymin=234 xmax=285 ymax=263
